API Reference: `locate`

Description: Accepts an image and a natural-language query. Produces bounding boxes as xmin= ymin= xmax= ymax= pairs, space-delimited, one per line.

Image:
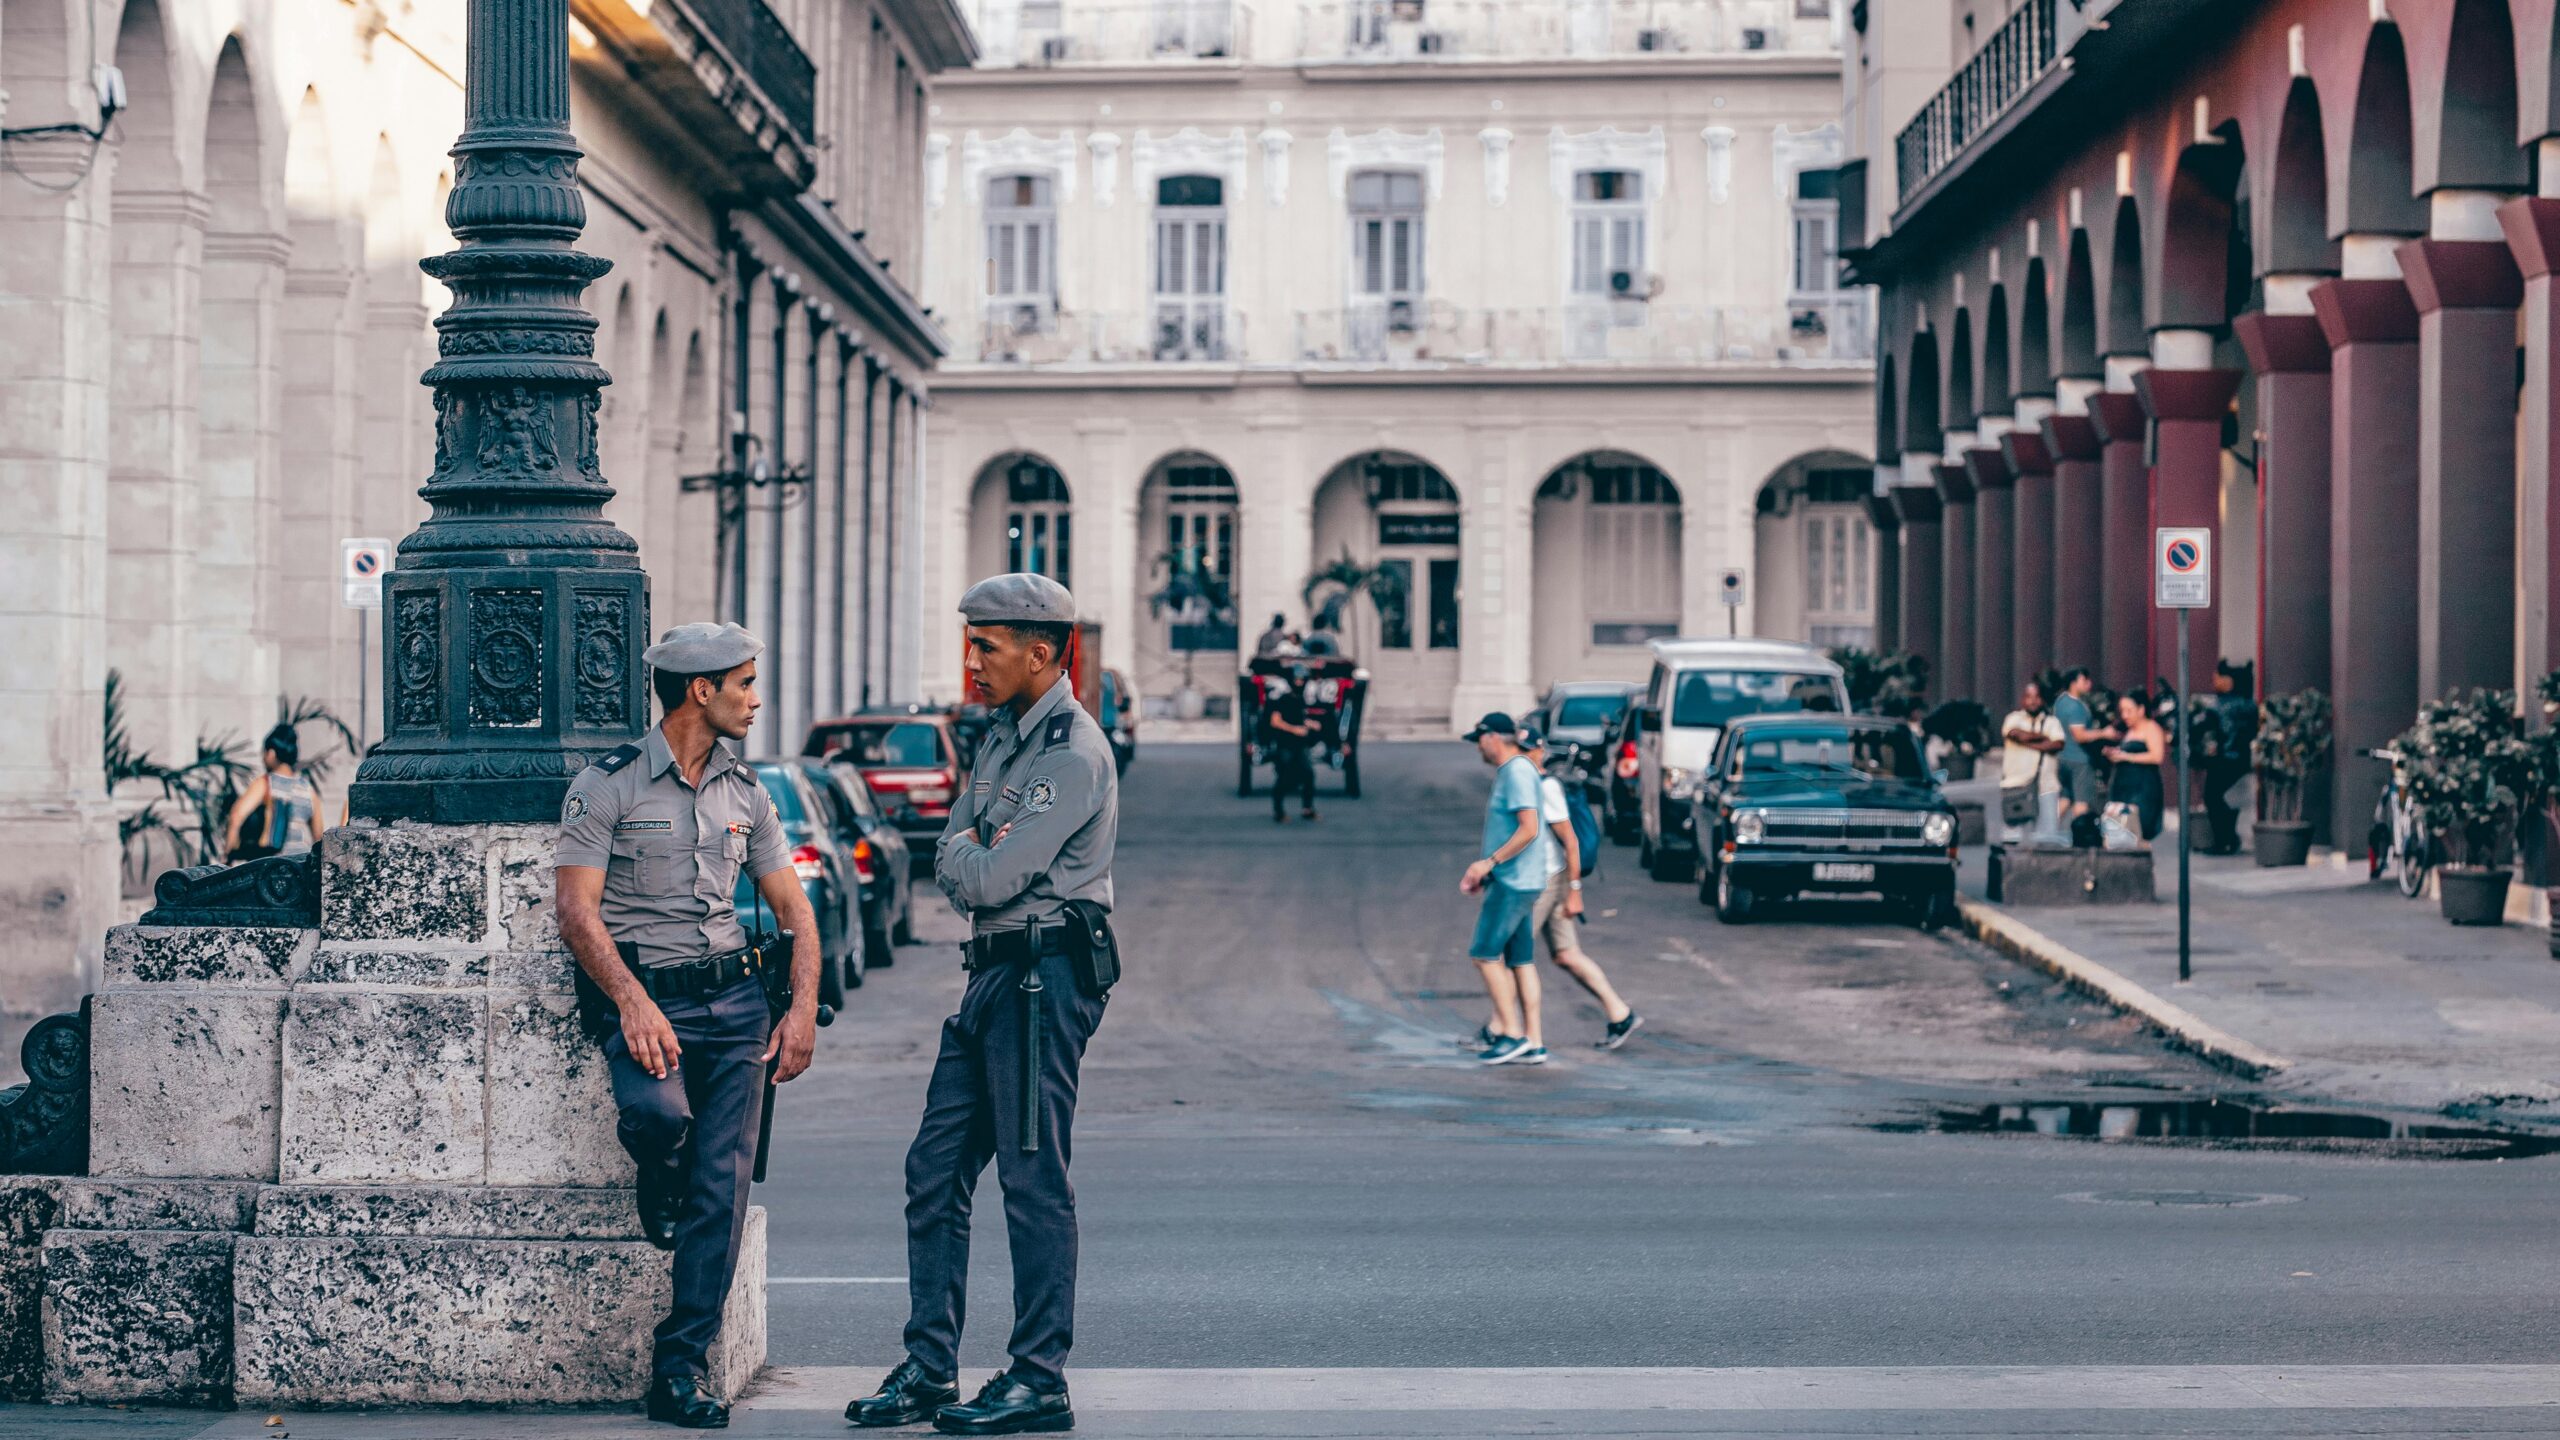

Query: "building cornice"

xmin=931 ymin=363 xmax=1874 ymax=393
xmin=752 ymin=193 xmax=951 ymax=366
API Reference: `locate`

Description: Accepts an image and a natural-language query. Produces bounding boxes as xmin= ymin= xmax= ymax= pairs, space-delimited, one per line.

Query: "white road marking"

xmin=767 ymin=1276 xmax=906 ymax=1285
xmin=745 ymin=1365 xmax=2560 ymax=1411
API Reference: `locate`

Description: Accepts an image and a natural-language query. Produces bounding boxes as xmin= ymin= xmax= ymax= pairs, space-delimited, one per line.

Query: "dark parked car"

xmin=735 ymin=759 xmax=863 ymax=1008
xmin=799 ymin=757 xmax=914 ymax=967
xmin=1536 ymin=680 xmax=1639 ymax=753
xmin=1689 ymin=714 xmax=1959 ymax=929
xmin=804 ymin=710 xmax=970 ymax=872
xmin=1596 ymin=702 xmax=1647 ymax=845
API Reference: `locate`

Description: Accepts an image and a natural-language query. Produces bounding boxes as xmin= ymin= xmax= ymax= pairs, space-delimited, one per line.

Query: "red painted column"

xmin=2003 ymin=426 xmax=2057 ymax=687
xmin=1892 ymin=485 xmax=1944 ymax=688
xmin=1936 ymin=462 xmax=1977 ymax=702
xmin=2232 ymin=311 xmax=2334 ymax=699
xmin=1865 ymin=487 xmax=1903 ymax=654
xmin=2134 ymin=366 xmax=2244 ymax=700
xmin=2088 ymin=391 xmax=2151 ymax=690
xmin=2310 ymin=275 xmax=2421 ymax=861
xmin=1967 ymin=442 xmax=2017 ymax=708
xmin=2501 ymin=196 xmax=2560 ymax=676
xmin=2398 ymin=236 xmax=2522 ymax=697
xmin=2040 ymin=412 xmax=2105 ymax=671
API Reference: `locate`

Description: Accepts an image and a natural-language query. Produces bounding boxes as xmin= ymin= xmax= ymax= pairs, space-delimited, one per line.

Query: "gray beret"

xmin=958 ymin=572 xmax=1077 ymax=625
xmin=643 ymin=621 xmax=764 ymax=673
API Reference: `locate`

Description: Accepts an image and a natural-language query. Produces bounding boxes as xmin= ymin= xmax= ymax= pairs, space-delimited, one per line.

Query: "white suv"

xmin=1633 ymin=639 xmax=1849 ymax=882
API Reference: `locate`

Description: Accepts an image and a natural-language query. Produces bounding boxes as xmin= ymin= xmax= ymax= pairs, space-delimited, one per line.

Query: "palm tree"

xmin=1301 ymin=547 xmax=1407 ymax=644
xmin=1148 ymin=542 xmax=1234 ymax=704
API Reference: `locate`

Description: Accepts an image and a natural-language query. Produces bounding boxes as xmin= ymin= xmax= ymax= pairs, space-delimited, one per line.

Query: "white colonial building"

xmin=918 ymin=0 xmax=1877 ymax=725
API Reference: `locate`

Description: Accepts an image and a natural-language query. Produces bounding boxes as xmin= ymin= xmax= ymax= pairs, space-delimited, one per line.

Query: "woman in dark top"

xmin=2102 ymin=690 xmax=2168 ymax=841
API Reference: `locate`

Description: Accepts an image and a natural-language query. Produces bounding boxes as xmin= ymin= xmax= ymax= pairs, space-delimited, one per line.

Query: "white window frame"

xmin=983 ymin=173 xmax=1059 ymax=345
xmin=1568 ymin=168 xmax=1648 ymax=355
xmin=1347 ymin=169 xmax=1426 ymax=358
xmin=1003 ymin=459 xmax=1074 ymax=588
xmin=1152 ymin=175 xmax=1228 ymax=362
xmin=1789 ymin=195 xmax=1840 ymax=302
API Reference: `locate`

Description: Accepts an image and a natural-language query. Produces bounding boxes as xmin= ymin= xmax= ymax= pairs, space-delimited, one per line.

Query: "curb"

xmin=1956 ymin=898 xmax=2295 ymax=1080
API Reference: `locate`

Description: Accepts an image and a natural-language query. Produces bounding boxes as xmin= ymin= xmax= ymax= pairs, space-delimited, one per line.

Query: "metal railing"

xmin=683 ymin=0 xmax=818 ymax=142
xmin=968 ymin=307 xmax=1250 ymax=364
xmin=1297 ymin=0 xmax=1836 ymax=63
xmin=980 ymin=0 xmax=1249 ymax=64
xmin=956 ymin=300 xmax=1870 ymax=366
xmin=1892 ymin=0 xmax=2057 ymax=207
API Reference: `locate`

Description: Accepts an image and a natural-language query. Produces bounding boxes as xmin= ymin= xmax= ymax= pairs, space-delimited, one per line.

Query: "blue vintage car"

xmin=1690 ymin=713 xmax=1960 ymax=929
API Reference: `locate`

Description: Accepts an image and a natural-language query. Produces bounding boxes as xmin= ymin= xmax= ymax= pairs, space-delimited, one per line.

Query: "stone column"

xmin=2232 ymin=289 xmax=2334 ymax=700
xmin=1890 ymin=481 xmax=1943 ymax=691
xmin=1965 ymin=432 xmax=2017 ymax=708
xmin=2002 ymin=412 xmax=2056 ymax=688
xmin=2134 ymin=331 xmax=2243 ymax=698
xmin=1866 ymin=478 xmax=1902 ymax=653
xmin=104 ymin=190 xmax=207 ymax=758
xmin=2310 ymin=245 xmax=2422 ymax=856
xmin=1935 ymin=456 xmax=1977 ymax=702
xmin=1453 ymin=425 xmax=1531 ymax=724
xmin=2399 ymin=193 xmax=2523 ymax=698
xmin=2041 ymin=381 xmax=2105 ymax=673
xmin=2505 ymin=179 xmax=2560 ymax=675
xmin=2088 ymin=385 xmax=2151 ymax=689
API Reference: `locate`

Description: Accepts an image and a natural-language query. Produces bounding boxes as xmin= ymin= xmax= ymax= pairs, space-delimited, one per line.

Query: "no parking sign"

xmin=342 ymin=537 xmax=390 ymax=609
xmin=2154 ymin=528 xmax=2210 ymax=609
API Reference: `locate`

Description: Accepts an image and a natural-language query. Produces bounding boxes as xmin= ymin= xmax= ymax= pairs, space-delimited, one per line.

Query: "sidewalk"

xmin=1958 ymin=819 xmax=2560 ymax=1129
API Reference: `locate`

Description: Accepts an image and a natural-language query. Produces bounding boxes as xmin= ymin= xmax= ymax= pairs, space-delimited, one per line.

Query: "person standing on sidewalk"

xmin=1459 ymin=712 xmax=1549 ymax=1066
xmin=2053 ymin=668 xmax=2118 ymax=837
xmin=1999 ymin=681 xmax=2064 ymax=846
xmin=1520 ymin=729 xmax=1642 ymax=1050
xmin=1265 ymin=670 xmax=1319 ymax=824
xmin=2200 ymin=660 xmax=2257 ymax=856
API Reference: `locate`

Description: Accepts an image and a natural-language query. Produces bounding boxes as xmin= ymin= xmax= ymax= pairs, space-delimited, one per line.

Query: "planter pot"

xmin=2439 ymin=865 xmax=2513 ymax=927
xmin=2252 ymin=821 xmax=2312 ymax=868
xmin=1173 ymin=687 xmax=1206 ymax=721
xmin=1941 ymin=752 xmax=1976 ymax=782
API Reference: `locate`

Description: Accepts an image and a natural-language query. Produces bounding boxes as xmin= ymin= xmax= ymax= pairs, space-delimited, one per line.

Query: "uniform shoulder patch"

xmin=1043 ymin=711 xmax=1074 ymax=750
xmin=1024 ymin=776 xmax=1057 ymax=813
xmin=592 ymin=743 xmax=643 ymax=776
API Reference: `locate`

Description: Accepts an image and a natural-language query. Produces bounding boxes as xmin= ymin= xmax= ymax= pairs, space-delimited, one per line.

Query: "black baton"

xmin=751 ymin=929 xmax=832 ymax=1185
xmin=1019 ymin=967 xmax=1044 ymax=1154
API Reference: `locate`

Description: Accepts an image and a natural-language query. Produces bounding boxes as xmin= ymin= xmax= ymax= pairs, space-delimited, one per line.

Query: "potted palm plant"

xmin=2397 ymin=689 xmax=2536 ymax=925
xmin=1922 ymin=699 xmax=1993 ymax=781
xmin=1147 ymin=543 xmax=1233 ymax=720
xmin=2249 ymin=687 xmax=2330 ymax=867
xmin=1301 ymin=548 xmax=1406 ymax=646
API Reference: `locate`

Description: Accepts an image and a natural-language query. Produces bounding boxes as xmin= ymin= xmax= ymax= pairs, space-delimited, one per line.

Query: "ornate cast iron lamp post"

xmin=349 ymin=0 xmax=649 ymax=824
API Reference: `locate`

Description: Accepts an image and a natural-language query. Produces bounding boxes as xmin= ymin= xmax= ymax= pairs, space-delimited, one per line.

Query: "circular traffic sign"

xmin=2165 ymin=538 xmax=2200 ymax=572
xmin=353 ymin=551 xmax=381 ymax=576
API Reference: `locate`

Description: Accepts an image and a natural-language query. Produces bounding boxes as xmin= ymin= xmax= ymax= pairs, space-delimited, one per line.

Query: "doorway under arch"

xmin=967 ymin=452 xmax=1074 ymax=591
xmin=1136 ymin=452 xmax=1241 ymax=714
xmin=1310 ymin=450 xmax=1460 ymax=721
xmin=1752 ymin=451 xmax=1877 ymax=649
xmin=1532 ymin=451 xmax=1682 ymax=690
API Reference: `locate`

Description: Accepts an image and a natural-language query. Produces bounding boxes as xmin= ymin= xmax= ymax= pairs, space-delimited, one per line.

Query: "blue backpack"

xmin=1563 ymin=784 xmax=1602 ymax=879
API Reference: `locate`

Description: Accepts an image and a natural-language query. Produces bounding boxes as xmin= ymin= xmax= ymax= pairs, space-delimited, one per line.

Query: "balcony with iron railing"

xmin=976 ymin=0 xmax=1248 ymax=65
xmin=573 ymin=0 xmax=819 ymax=188
xmin=677 ymin=0 xmax=818 ymax=141
xmin=1892 ymin=0 xmax=2058 ymax=210
xmin=1297 ymin=0 xmax=1837 ymax=64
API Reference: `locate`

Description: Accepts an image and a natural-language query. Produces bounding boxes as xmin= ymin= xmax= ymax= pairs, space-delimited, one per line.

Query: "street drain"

xmin=1880 ymin=1098 xmax=2560 ymax=1160
xmin=2061 ymin=1189 xmax=2301 ymax=1208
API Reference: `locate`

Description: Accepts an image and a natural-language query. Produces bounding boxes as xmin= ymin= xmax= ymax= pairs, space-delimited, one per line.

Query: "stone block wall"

xmin=18 ymin=820 xmax=768 ymax=1406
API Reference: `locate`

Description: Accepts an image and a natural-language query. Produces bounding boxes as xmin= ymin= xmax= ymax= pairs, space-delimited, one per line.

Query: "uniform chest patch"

xmin=726 ymin=822 xmax=753 ymax=836
xmin=1000 ymin=785 xmax=1022 ymax=805
xmin=1024 ymin=776 xmax=1057 ymax=814
xmin=973 ymin=778 xmax=991 ymax=794
xmin=563 ymin=794 xmax=587 ymax=822
xmin=614 ymin=819 xmax=673 ymax=833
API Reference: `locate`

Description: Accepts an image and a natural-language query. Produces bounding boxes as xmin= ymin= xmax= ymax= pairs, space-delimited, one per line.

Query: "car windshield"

xmin=1555 ymin=694 xmax=1627 ymax=728
xmin=1670 ymin=670 xmax=1836 ymax=728
xmin=1734 ymin=728 xmax=1927 ymax=783
xmin=821 ymin=721 xmax=943 ymax=768
xmin=753 ymin=766 xmax=808 ymax=823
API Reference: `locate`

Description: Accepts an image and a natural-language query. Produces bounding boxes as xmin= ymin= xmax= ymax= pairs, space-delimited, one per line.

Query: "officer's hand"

xmin=990 ymin=821 xmax=1015 ymax=846
xmin=622 ymin=998 xmax=682 ymax=1080
xmin=765 ymin=1006 xmax=818 ymax=1083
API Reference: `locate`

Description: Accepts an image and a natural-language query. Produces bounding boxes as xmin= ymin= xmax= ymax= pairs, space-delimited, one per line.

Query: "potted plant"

xmin=1301 ymin=548 xmax=1406 ymax=651
xmin=1922 ymin=699 xmax=1993 ymax=781
xmin=1828 ymin=647 xmax=1932 ymax=715
xmin=2396 ymin=689 xmax=2536 ymax=925
xmin=2533 ymin=670 xmax=2560 ymax=956
xmin=1147 ymin=543 xmax=1233 ymax=720
xmin=2249 ymin=687 xmax=2330 ymax=867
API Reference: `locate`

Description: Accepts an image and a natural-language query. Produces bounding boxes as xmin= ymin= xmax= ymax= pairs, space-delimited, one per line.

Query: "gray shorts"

xmin=2058 ymin=758 xmax=2099 ymax=806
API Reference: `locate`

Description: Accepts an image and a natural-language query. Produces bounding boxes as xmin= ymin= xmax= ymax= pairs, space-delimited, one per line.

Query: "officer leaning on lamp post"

xmin=554 ymin=622 xmax=822 ymax=1430
xmin=847 ymin=573 xmax=1121 ymax=1438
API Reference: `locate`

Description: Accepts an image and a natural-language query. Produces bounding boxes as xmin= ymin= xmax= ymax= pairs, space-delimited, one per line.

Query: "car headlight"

xmin=1663 ymin=766 xmax=1692 ymax=797
xmin=1922 ymin=812 xmax=1957 ymax=847
xmin=1733 ymin=809 xmax=1766 ymax=844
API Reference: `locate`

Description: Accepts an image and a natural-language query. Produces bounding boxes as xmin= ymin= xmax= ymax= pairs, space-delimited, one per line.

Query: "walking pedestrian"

xmin=2052 ymin=667 xmax=2118 ymax=837
xmin=1999 ymin=681 xmax=2064 ymax=846
xmin=1520 ymin=730 xmax=1642 ymax=1050
xmin=2200 ymin=660 xmax=2257 ymax=855
xmin=553 ymin=622 xmax=820 ymax=1429
xmin=223 ymin=723 xmax=327 ymax=861
xmin=1459 ymin=712 xmax=1548 ymax=1066
xmin=1266 ymin=670 xmax=1319 ymax=823
xmin=847 ymin=573 xmax=1118 ymax=1438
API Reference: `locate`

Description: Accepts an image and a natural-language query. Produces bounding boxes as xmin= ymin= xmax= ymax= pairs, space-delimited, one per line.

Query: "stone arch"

xmin=968 ymin=451 xmax=1074 ymax=591
xmin=2103 ymin=197 xmax=2145 ymax=355
xmin=2059 ymin=228 xmax=2099 ymax=376
xmin=2433 ymin=0 xmax=2528 ymax=192
xmin=1534 ymin=451 xmax=1682 ymax=688
xmin=670 ymin=330 xmax=719 ymax=626
xmin=1903 ymin=328 xmax=1942 ymax=455
xmin=1980 ymin=284 xmax=2012 ymax=414
xmin=1135 ymin=450 xmax=1243 ymax=706
xmin=1944 ymin=306 xmax=1974 ymax=433
xmin=106 ymin=0 xmax=182 ymax=192
xmin=2266 ymin=79 xmax=2337 ymax=274
xmin=1752 ymin=449 xmax=1880 ymax=648
xmin=2017 ymin=258 xmax=2053 ymax=396
xmin=634 ymin=308 xmax=675 ymax=579
xmin=2346 ymin=24 xmax=2426 ymax=235
xmin=1311 ymin=449 xmax=1461 ymax=718
xmin=2160 ymin=127 xmax=2248 ymax=331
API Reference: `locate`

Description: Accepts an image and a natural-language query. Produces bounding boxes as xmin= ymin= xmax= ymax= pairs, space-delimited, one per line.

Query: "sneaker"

xmin=1467 ymin=1023 xmax=1496 ymax=1050
xmin=1506 ymin=1044 xmax=1550 ymax=1066
xmin=1597 ymin=1013 xmax=1644 ymax=1051
xmin=1477 ymin=1034 xmax=1529 ymax=1064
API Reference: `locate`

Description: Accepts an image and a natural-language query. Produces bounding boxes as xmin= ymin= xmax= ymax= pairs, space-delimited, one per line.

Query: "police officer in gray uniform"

xmin=848 ymin=574 xmax=1117 ymax=1437
xmin=556 ymin=622 xmax=821 ymax=1430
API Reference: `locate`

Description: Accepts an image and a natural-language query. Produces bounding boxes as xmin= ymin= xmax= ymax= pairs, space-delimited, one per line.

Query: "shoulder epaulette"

xmin=591 ymin=743 xmax=643 ymax=776
xmin=1043 ymin=711 xmax=1074 ymax=750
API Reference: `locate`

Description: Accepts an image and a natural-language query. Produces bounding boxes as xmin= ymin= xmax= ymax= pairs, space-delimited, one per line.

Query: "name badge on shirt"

xmin=614 ymin=819 xmax=673 ymax=833
xmin=1000 ymin=785 xmax=1022 ymax=804
xmin=726 ymin=822 xmax=753 ymax=836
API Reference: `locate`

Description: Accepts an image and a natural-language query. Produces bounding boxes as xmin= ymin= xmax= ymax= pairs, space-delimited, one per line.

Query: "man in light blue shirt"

xmin=1460 ymin=712 xmax=1549 ymax=1066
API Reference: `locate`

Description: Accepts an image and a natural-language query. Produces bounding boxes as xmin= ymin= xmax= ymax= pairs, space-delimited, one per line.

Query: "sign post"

xmin=2155 ymin=528 xmax=2210 ymax=983
xmin=1720 ymin=568 xmax=1745 ymax=636
xmin=342 ymin=538 xmax=390 ymax=756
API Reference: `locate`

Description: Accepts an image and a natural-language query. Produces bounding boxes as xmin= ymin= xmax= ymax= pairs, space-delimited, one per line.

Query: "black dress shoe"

xmin=636 ymin=1161 xmax=684 ymax=1251
xmin=646 ymin=1374 xmax=730 ymax=1429
xmin=846 ymin=1357 xmax=959 ymax=1428
xmin=933 ymin=1371 xmax=1072 ymax=1435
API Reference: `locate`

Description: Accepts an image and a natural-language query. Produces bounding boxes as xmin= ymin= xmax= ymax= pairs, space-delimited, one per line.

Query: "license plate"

xmin=1813 ymin=862 xmax=1875 ymax=883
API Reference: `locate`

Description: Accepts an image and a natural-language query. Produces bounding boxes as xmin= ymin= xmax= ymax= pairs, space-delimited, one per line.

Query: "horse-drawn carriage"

xmin=1236 ymin=655 xmax=1368 ymax=799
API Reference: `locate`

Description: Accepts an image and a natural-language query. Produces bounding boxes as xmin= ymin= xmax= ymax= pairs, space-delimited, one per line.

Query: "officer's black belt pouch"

xmin=1060 ymin=899 xmax=1119 ymax=998
xmin=569 ymin=942 xmax=644 ymax=1045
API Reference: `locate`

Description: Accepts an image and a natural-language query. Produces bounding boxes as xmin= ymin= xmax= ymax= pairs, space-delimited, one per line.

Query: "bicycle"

xmin=2362 ymin=745 xmax=2433 ymax=899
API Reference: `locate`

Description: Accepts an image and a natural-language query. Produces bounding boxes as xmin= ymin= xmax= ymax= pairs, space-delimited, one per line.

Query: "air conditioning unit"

xmin=1636 ymin=27 xmax=1678 ymax=51
xmin=1039 ymin=35 xmax=1075 ymax=63
xmin=1608 ymin=269 xmax=1637 ymax=296
xmin=1741 ymin=26 xmax=1770 ymax=49
xmin=1415 ymin=29 xmax=1449 ymax=53
xmin=1386 ymin=299 xmax=1419 ymax=334
xmin=1006 ymin=303 xmax=1045 ymax=337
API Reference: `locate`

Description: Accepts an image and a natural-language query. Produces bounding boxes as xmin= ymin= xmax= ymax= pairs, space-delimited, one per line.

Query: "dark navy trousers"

xmin=902 ymin=939 xmax=1106 ymax=1388
xmin=604 ymin=973 xmax=769 ymax=1380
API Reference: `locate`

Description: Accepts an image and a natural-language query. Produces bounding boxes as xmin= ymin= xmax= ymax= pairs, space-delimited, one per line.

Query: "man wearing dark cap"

xmin=1459 ymin=712 xmax=1550 ymax=1067
xmin=555 ymin=622 xmax=821 ymax=1428
xmin=848 ymin=573 xmax=1118 ymax=1437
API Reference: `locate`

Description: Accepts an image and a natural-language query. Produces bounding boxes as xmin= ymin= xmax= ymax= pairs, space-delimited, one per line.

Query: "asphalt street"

xmin=21 ymin=741 xmax=2560 ymax=1438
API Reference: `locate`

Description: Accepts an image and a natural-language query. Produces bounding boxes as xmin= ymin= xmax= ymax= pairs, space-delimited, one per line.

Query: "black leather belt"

xmin=633 ymin=947 xmax=759 ymax=1000
xmin=962 ymin=924 xmax=1061 ymax=972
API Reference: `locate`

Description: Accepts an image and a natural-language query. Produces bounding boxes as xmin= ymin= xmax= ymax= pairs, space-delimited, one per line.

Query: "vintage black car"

xmin=1689 ymin=714 xmax=1959 ymax=928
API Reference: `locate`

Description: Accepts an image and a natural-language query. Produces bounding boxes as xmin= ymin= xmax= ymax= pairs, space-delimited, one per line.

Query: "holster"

xmin=1059 ymin=899 xmax=1120 ymax=999
xmin=569 ymin=943 xmax=642 ymax=1047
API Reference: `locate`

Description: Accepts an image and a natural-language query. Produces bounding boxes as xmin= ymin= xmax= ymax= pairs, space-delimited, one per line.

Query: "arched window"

xmin=1796 ymin=467 xmax=1872 ymax=648
xmin=984 ymin=173 xmax=1057 ymax=336
xmin=1153 ymin=175 xmax=1227 ymax=360
xmin=1003 ymin=457 xmax=1072 ymax=587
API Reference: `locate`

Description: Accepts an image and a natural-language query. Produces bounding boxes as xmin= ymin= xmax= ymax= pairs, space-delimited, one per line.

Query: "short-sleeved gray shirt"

xmin=555 ymin=726 xmax=794 ymax=968
xmin=935 ymin=676 xmax=1117 ymax=934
